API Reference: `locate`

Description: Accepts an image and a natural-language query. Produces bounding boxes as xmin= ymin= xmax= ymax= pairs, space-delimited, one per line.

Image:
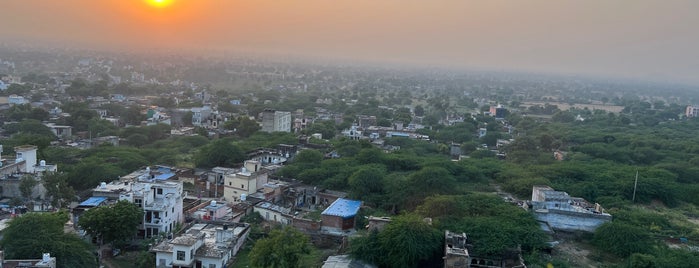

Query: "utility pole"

xmin=632 ymin=170 xmax=639 ymax=203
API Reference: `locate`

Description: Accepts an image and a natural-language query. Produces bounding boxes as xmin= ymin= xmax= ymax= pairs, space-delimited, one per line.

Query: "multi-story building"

xmin=223 ymin=161 xmax=268 ymax=202
xmin=686 ymin=105 xmax=699 ymax=118
xmin=261 ymin=109 xmax=291 ymax=133
xmin=91 ymin=166 xmax=185 ymax=238
xmin=152 ymin=223 xmax=250 ymax=268
xmin=191 ymin=106 xmax=212 ymax=127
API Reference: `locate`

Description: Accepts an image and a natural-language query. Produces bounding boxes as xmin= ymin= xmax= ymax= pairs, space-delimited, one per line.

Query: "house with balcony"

xmin=90 ymin=166 xmax=185 ymax=238
xmin=152 ymin=222 xmax=250 ymax=268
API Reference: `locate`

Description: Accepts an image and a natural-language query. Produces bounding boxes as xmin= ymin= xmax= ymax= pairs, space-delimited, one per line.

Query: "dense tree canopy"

xmin=78 ymin=200 xmax=143 ymax=248
xmin=249 ymin=227 xmax=311 ymax=268
xmin=0 ymin=212 xmax=98 ymax=268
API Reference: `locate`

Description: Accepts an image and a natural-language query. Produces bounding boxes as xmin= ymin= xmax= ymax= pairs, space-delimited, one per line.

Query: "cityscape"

xmin=1 ymin=1 xmax=699 ymax=268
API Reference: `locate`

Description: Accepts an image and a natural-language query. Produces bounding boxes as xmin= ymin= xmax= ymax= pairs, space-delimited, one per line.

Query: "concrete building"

xmin=489 ymin=105 xmax=507 ymax=119
xmin=91 ymin=167 xmax=185 ymax=238
xmin=261 ymin=109 xmax=291 ymax=133
xmin=686 ymin=105 xmax=699 ymax=118
xmin=152 ymin=222 xmax=250 ymax=268
xmin=191 ymin=106 xmax=212 ymax=127
xmin=0 ymin=252 xmax=57 ymax=268
xmin=223 ymin=161 xmax=268 ymax=202
xmin=7 ymin=95 xmax=27 ymax=105
xmin=531 ymin=185 xmax=612 ymax=232
xmin=322 ymin=255 xmax=376 ymax=268
xmin=44 ymin=123 xmax=72 ymax=138
xmin=341 ymin=126 xmax=363 ymax=140
xmin=12 ymin=145 xmax=56 ymax=174
xmin=443 ymin=231 xmax=526 ymax=268
xmin=253 ymin=201 xmax=291 ymax=225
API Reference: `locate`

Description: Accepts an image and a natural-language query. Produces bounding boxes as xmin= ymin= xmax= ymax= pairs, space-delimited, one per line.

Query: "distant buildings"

xmin=7 ymin=95 xmax=27 ymax=105
xmin=489 ymin=105 xmax=507 ymax=119
xmin=261 ymin=109 xmax=291 ymax=133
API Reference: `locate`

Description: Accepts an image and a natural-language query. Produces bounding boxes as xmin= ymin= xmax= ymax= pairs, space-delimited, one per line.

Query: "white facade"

xmin=191 ymin=106 xmax=212 ymax=127
xmin=92 ymin=167 xmax=185 ymax=239
xmin=261 ymin=110 xmax=291 ymax=133
xmin=686 ymin=105 xmax=699 ymax=118
xmin=253 ymin=202 xmax=291 ymax=225
xmin=7 ymin=94 xmax=27 ymax=105
xmin=119 ymin=181 xmax=184 ymax=238
xmin=153 ymin=223 xmax=250 ymax=268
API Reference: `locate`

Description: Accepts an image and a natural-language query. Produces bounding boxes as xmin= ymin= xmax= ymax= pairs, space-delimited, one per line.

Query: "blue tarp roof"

xmin=154 ymin=173 xmax=175 ymax=180
xmin=321 ymin=198 xmax=361 ymax=219
xmin=79 ymin=197 xmax=107 ymax=207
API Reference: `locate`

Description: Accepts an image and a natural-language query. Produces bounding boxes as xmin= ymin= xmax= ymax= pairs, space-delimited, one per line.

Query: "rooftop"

xmin=77 ymin=196 xmax=107 ymax=207
xmin=322 ymin=198 xmax=361 ymax=219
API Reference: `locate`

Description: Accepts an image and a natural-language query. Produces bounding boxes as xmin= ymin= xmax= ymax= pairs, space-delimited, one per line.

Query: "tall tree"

xmin=0 ymin=212 xmax=98 ymax=268
xmin=78 ymin=200 xmax=143 ymax=248
xmin=249 ymin=226 xmax=311 ymax=268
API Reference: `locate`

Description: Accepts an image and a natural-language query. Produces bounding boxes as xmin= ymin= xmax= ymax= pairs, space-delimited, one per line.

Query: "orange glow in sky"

xmin=2 ymin=0 xmax=699 ymax=84
xmin=145 ymin=0 xmax=173 ymax=8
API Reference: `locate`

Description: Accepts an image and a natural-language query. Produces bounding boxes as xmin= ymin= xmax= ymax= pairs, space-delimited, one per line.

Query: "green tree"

xmin=348 ymin=165 xmax=386 ymax=206
xmin=78 ymin=200 xmax=143 ymax=248
xmin=350 ymin=214 xmax=442 ymax=268
xmin=0 ymin=212 xmax=97 ymax=268
xmin=593 ymin=221 xmax=654 ymax=257
xmin=42 ymin=172 xmax=76 ymax=208
xmin=19 ymin=175 xmax=38 ymax=200
xmin=249 ymin=226 xmax=311 ymax=268
xmin=194 ymin=139 xmax=245 ymax=168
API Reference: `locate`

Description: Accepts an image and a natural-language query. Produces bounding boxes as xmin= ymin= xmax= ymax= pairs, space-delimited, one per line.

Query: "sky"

xmin=2 ymin=0 xmax=699 ymax=84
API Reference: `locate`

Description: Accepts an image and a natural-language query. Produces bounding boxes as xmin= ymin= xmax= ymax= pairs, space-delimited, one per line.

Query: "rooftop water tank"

xmin=40 ymin=160 xmax=46 ymax=166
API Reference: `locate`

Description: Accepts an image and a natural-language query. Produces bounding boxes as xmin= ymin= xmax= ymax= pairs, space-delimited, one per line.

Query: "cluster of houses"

xmin=60 ymin=144 xmax=362 ymax=267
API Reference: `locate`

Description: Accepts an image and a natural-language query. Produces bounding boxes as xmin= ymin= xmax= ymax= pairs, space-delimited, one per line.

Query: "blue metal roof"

xmin=79 ymin=197 xmax=107 ymax=207
xmin=321 ymin=198 xmax=361 ymax=219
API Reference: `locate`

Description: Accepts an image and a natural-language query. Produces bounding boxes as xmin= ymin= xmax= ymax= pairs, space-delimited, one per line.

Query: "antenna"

xmin=632 ymin=170 xmax=639 ymax=202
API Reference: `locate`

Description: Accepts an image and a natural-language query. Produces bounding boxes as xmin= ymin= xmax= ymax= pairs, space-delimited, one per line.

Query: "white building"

xmin=253 ymin=201 xmax=291 ymax=225
xmin=152 ymin=223 xmax=250 ymax=268
xmin=686 ymin=105 xmax=699 ymax=118
xmin=191 ymin=106 xmax=212 ymax=127
xmin=261 ymin=109 xmax=291 ymax=133
xmin=92 ymin=167 xmax=185 ymax=238
xmin=7 ymin=94 xmax=27 ymax=105
xmin=341 ymin=125 xmax=363 ymax=140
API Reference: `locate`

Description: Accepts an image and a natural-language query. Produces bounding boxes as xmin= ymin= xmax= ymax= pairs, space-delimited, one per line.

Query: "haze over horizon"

xmin=2 ymin=0 xmax=698 ymax=84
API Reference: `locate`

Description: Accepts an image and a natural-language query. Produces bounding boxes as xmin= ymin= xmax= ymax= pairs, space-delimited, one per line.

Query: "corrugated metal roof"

xmin=321 ymin=198 xmax=361 ymax=219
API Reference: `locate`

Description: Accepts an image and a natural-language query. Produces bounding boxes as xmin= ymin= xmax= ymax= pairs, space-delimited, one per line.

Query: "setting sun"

xmin=146 ymin=0 xmax=173 ymax=8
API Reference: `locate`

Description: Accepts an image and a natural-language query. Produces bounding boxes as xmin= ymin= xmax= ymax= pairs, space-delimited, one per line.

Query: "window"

xmin=134 ymin=199 xmax=143 ymax=208
xmin=157 ymin=188 xmax=163 ymax=195
xmin=209 ymin=264 xmax=217 ymax=268
xmin=241 ymin=184 xmax=245 ymax=189
xmin=176 ymin=251 xmax=185 ymax=261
